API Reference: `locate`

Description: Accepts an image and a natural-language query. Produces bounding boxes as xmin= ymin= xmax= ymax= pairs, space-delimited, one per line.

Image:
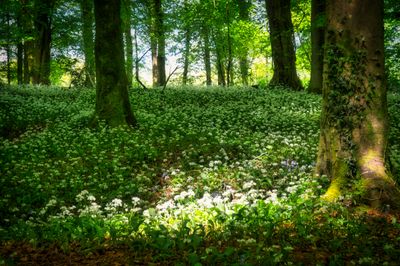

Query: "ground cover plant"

xmin=1 ymin=85 xmax=400 ymax=265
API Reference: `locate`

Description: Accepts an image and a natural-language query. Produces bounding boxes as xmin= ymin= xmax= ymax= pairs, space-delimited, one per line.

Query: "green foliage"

xmin=1 ymin=85 xmax=400 ymax=264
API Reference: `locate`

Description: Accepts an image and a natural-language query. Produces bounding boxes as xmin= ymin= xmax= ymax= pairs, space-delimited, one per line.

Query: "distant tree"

xmin=265 ymin=0 xmax=303 ymax=90
xmin=309 ymin=0 xmax=325 ymax=94
xmin=93 ymin=0 xmax=136 ymax=126
xmin=80 ymin=0 xmax=95 ymax=87
xmin=316 ymin=0 xmax=400 ymax=208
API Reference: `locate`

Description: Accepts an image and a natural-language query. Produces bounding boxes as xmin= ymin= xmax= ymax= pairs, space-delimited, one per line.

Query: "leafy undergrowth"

xmin=0 ymin=85 xmax=400 ymax=265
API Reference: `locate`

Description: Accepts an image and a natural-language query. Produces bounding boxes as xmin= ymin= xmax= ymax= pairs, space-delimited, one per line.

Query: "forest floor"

xmin=1 ymin=85 xmax=400 ymax=265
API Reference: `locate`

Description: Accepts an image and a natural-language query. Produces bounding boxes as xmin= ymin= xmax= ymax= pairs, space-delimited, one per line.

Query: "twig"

xmin=162 ymin=66 xmax=179 ymax=92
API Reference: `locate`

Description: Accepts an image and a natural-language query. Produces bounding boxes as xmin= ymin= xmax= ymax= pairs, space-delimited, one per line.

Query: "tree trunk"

xmin=316 ymin=0 xmax=400 ymax=209
xmin=94 ymin=0 xmax=136 ymax=127
xmin=17 ymin=43 xmax=23 ymax=85
xmin=32 ymin=0 xmax=55 ymax=85
xmin=154 ymin=0 xmax=166 ymax=87
xmin=151 ymin=34 xmax=158 ymax=87
xmin=238 ymin=0 xmax=250 ymax=86
xmin=182 ymin=27 xmax=191 ymax=85
xmin=134 ymin=25 xmax=140 ymax=82
xmin=309 ymin=0 xmax=325 ymax=94
xmin=265 ymin=0 xmax=303 ymax=90
xmin=122 ymin=0 xmax=133 ymax=87
xmin=21 ymin=0 xmax=33 ymax=84
xmin=80 ymin=0 xmax=95 ymax=87
xmin=202 ymin=26 xmax=212 ymax=86
xmin=226 ymin=1 xmax=233 ymax=87
xmin=6 ymin=12 xmax=11 ymax=85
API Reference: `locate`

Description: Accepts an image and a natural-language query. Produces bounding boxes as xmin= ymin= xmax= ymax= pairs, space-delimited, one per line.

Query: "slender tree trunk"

xmin=226 ymin=1 xmax=233 ymax=87
xmin=214 ymin=31 xmax=226 ymax=87
xmin=21 ymin=0 xmax=33 ymax=84
xmin=93 ymin=0 xmax=136 ymax=127
xmin=32 ymin=0 xmax=55 ymax=85
xmin=6 ymin=12 xmax=11 ymax=85
xmin=134 ymin=25 xmax=139 ymax=81
xmin=80 ymin=0 xmax=95 ymax=87
xmin=151 ymin=36 xmax=158 ymax=87
xmin=309 ymin=0 xmax=325 ymax=94
xmin=17 ymin=43 xmax=23 ymax=85
xmin=154 ymin=0 xmax=166 ymax=86
xmin=182 ymin=27 xmax=191 ymax=85
xmin=316 ymin=0 xmax=400 ymax=209
xmin=122 ymin=0 xmax=133 ymax=86
xmin=16 ymin=10 xmax=23 ymax=85
xmin=265 ymin=0 xmax=303 ymax=90
xmin=238 ymin=0 xmax=250 ymax=86
xmin=202 ymin=26 xmax=212 ymax=86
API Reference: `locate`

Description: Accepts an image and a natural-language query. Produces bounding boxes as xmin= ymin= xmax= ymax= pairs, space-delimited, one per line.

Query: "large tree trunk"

xmin=316 ymin=0 xmax=400 ymax=209
xmin=94 ymin=0 xmax=136 ymax=127
xmin=265 ymin=0 xmax=303 ymax=90
xmin=202 ymin=26 xmax=212 ymax=86
xmin=32 ymin=0 xmax=55 ymax=85
xmin=80 ymin=0 xmax=95 ymax=87
xmin=122 ymin=0 xmax=133 ymax=87
xmin=308 ymin=0 xmax=325 ymax=94
xmin=238 ymin=0 xmax=250 ymax=86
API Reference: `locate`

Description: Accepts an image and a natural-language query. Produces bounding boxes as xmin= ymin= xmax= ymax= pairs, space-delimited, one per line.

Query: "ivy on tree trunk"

xmin=316 ymin=0 xmax=400 ymax=209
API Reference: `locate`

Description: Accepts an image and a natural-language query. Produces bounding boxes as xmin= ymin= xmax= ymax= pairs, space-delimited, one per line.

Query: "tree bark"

xmin=265 ymin=0 xmax=303 ymax=90
xmin=238 ymin=0 xmax=250 ymax=86
xmin=80 ymin=0 xmax=95 ymax=87
xmin=32 ymin=0 xmax=55 ymax=85
xmin=94 ymin=0 xmax=136 ymax=127
xmin=122 ymin=0 xmax=133 ymax=87
xmin=309 ymin=0 xmax=325 ymax=94
xmin=316 ymin=0 xmax=400 ymax=209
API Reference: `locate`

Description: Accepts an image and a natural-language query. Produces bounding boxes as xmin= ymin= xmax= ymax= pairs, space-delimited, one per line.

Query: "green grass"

xmin=1 ymin=85 xmax=400 ymax=265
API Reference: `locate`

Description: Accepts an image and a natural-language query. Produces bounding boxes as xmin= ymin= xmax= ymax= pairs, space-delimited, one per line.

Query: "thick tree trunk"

xmin=265 ymin=0 xmax=303 ymax=90
xmin=94 ymin=0 xmax=136 ymax=127
xmin=80 ymin=0 xmax=95 ymax=87
xmin=316 ymin=0 xmax=400 ymax=209
xmin=32 ymin=0 xmax=55 ymax=85
xmin=182 ymin=27 xmax=191 ymax=85
xmin=309 ymin=0 xmax=325 ymax=94
xmin=122 ymin=0 xmax=133 ymax=86
xmin=202 ymin=26 xmax=212 ymax=86
xmin=238 ymin=0 xmax=250 ymax=86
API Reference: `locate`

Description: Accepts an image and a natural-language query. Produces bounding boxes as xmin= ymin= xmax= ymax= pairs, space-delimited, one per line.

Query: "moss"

xmin=322 ymin=160 xmax=348 ymax=202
